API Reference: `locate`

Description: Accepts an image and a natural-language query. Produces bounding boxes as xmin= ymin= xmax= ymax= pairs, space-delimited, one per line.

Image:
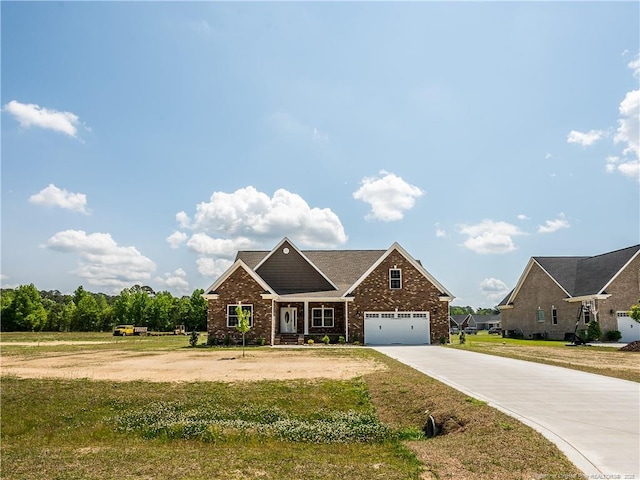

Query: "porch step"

xmin=278 ymin=334 xmax=303 ymax=345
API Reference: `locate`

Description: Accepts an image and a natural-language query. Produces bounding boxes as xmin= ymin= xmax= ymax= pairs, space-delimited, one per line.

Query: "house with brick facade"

xmin=203 ymin=237 xmax=454 ymax=345
xmin=498 ymin=244 xmax=640 ymax=343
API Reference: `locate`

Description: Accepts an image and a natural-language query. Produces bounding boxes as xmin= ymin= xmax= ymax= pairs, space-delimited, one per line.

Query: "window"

xmin=536 ymin=308 xmax=545 ymax=322
xmin=312 ymin=307 xmax=334 ymax=327
xmin=552 ymin=307 xmax=558 ymax=325
xmin=227 ymin=304 xmax=253 ymax=327
xmin=584 ymin=309 xmax=591 ymax=325
xmin=389 ymin=269 xmax=402 ymax=289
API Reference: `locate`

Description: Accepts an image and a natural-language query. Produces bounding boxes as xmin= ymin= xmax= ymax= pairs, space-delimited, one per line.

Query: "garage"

xmin=616 ymin=312 xmax=640 ymax=343
xmin=364 ymin=311 xmax=430 ymax=345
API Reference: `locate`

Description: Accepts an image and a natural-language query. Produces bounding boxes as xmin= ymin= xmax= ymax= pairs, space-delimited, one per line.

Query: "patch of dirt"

xmin=0 ymin=348 xmax=385 ymax=383
xmin=620 ymin=340 xmax=640 ymax=352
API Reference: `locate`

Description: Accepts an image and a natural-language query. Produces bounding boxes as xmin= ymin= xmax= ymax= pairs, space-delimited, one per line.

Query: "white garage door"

xmin=364 ymin=311 xmax=430 ymax=345
xmin=617 ymin=312 xmax=640 ymax=343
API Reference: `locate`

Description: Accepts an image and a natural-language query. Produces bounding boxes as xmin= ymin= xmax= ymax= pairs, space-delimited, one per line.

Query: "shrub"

xmin=586 ymin=321 xmax=602 ymax=341
xmin=307 ymin=339 xmax=314 ymax=345
xmin=338 ymin=336 xmax=346 ymax=344
xmin=322 ymin=335 xmax=330 ymax=345
xmin=605 ymin=330 xmax=622 ymax=342
xmin=189 ymin=330 xmax=199 ymax=348
xmin=256 ymin=337 xmax=266 ymax=346
xmin=223 ymin=335 xmax=232 ymax=346
xmin=439 ymin=335 xmax=447 ymax=345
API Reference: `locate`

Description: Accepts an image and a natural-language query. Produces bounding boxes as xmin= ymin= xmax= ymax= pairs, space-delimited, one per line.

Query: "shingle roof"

xmin=534 ymin=244 xmax=640 ymax=297
xmin=236 ymin=249 xmax=386 ymax=295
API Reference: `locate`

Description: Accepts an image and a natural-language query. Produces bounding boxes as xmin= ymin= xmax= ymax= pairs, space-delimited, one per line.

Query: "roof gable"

xmin=345 ymin=242 xmax=454 ymax=299
xmin=574 ymin=244 xmax=640 ymax=296
xmin=203 ymin=259 xmax=275 ymax=297
xmin=212 ymin=238 xmax=453 ymax=300
xmin=505 ymin=244 xmax=640 ymax=303
xmin=253 ymin=238 xmax=337 ymax=295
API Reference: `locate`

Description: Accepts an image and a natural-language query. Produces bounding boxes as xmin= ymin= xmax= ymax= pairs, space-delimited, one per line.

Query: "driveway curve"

xmin=372 ymin=346 xmax=639 ymax=478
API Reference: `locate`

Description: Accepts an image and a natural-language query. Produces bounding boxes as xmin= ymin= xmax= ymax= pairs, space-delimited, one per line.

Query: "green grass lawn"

xmin=1 ymin=333 xmax=584 ymax=479
xmin=448 ymin=331 xmax=639 ymax=382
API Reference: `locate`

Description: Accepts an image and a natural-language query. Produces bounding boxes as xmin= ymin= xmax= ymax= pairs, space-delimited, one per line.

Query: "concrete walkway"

xmin=372 ymin=346 xmax=640 ymax=478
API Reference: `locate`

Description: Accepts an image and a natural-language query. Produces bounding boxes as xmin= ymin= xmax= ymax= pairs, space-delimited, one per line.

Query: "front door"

xmin=280 ymin=307 xmax=297 ymax=334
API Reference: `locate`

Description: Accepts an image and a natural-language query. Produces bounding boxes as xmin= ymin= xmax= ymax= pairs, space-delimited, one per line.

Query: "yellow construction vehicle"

xmin=113 ymin=325 xmax=148 ymax=336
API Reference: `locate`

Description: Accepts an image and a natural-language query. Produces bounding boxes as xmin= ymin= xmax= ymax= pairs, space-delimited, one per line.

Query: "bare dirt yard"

xmin=0 ymin=347 xmax=386 ymax=383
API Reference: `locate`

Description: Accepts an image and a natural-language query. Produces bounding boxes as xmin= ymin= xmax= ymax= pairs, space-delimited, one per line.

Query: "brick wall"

xmin=348 ymin=251 xmax=449 ymax=344
xmin=207 ymin=268 xmax=272 ymax=344
xmin=501 ymin=255 xmax=640 ymax=339
xmin=500 ymin=263 xmax=574 ymax=340
xmin=593 ymin=253 xmax=640 ymax=333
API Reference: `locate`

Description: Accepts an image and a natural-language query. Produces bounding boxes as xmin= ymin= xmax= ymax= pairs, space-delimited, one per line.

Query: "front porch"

xmin=271 ymin=298 xmax=351 ymax=345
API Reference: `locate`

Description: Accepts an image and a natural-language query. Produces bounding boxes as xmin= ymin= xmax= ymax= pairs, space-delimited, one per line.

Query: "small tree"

xmin=189 ymin=329 xmax=199 ymax=348
xmin=630 ymin=301 xmax=640 ymax=323
xmin=586 ymin=320 xmax=602 ymax=342
xmin=235 ymin=305 xmax=252 ymax=358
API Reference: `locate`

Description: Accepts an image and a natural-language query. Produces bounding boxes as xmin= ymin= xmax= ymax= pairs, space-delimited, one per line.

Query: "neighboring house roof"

xmin=472 ymin=314 xmax=501 ymax=325
xmin=205 ymin=237 xmax=454 ymax=301
xmin=449 ymin=314 xmax=469 ymax=327
xmin=501 ymin=244 xmax=640 ymax=306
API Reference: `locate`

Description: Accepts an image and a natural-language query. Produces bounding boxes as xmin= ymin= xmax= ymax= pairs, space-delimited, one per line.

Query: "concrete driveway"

xmin=372 ymin=345 xmax=640 ymax=478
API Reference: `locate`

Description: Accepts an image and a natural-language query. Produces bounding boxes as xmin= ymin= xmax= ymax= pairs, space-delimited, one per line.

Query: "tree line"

xmin=450 ymin=305 xmax=500 ymax=316
xmin=0 ymin=284 xmax=207 ymax=332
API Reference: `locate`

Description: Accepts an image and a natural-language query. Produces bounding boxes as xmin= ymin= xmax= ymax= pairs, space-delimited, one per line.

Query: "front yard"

xmin=0 ymin=333 xmax=583 ymax=479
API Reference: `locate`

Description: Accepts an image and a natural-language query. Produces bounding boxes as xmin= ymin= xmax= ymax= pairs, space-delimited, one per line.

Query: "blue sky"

xmin=2 ymin=1 xmax=639 ymax=308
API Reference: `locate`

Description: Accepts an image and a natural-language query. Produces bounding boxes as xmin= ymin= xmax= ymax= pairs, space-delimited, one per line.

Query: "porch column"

xmin=271 ymin=299 xmax=275 ymax=345
xmin=304 ymin=301 xmax=309 ymax=335
xmin=345 ymin=300 xmax=349 ymax=342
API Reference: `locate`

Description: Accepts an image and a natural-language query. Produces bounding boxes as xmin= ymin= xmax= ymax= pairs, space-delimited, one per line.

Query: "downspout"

xmin=304 ymin=301 xmax=309 ymax=336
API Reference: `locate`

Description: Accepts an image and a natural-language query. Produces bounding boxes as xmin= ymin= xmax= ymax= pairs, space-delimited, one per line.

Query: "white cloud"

xmin=186 ymin=234 xmax=255 ymax=257
xmin=155 ymin=268 xmax=190 ymax=295
xmin=479 ymin=278 xmax=511 ymax=302
xmin=608 ymin=155 xmax=640 ymax=180
xmin=435 ymin=223 xmax=447 ymax=238
xmin=196 ymin=257 xmax=233 ymax=277
xmin=178 ymin=187 xmax=347 ymax=279
xmin=538 ymin=213 xmax=570 ymax=234
xmin=458 ymin=220 xmax=525 ymax=254
xmin=629 ymin=55 xmax=640 ymax=78
xmin=44 ymin=230 xmax=155 ymax=292
xmin=566 ymin=129 xmax=606 ymax=147
xmin=612 ymin=88 xmax=640 ymax=181
xmin=29 ymin=184 xmax=89 ymax=214
xmin=517 ymin=214 xmax=530 ymax=221
xmin=4 ymin=100 xmax=83 ymax=138
xmin=571 ymin=57 xmax=639 ymax=182
xmin=353 ymin=171 xmax=424 ymax=222
xmin=180 ymin=186 xmax=347 ymax=248
xmin=166 ymin=231 xmax=187 ymax=249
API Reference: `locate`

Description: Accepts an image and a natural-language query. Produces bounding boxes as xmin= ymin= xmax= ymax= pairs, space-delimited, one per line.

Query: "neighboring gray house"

xmin=472 ymin=314 xmax=501 ymax=331
xmin=449 ymin=314 xmax=470 ymax=332
xmin=498 ymin=244 xmax=640 ymax=342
